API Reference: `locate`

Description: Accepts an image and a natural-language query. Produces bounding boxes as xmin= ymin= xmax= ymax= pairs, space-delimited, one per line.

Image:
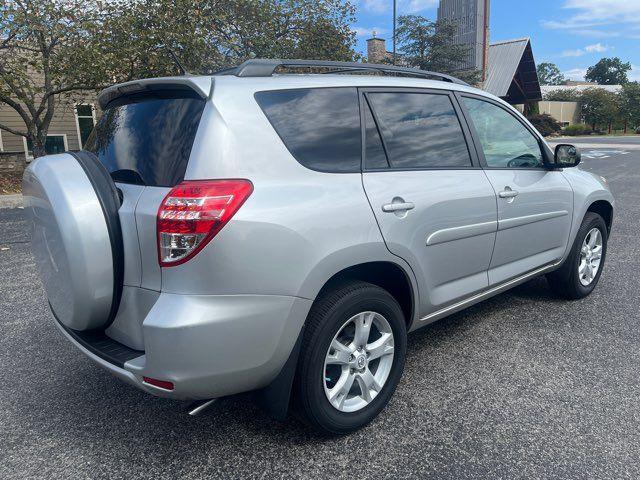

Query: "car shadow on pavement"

xmin=14 ymin=275 xmax=568 ymax=455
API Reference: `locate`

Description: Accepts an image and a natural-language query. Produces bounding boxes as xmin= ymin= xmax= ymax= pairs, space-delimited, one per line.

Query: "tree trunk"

xmin=30 ymin=132 xmax=47 ymax=159
xmin=624 ymin=120 xmax=628 ymax=134
xmin=608 ymin=121 xmax=612 ymax=135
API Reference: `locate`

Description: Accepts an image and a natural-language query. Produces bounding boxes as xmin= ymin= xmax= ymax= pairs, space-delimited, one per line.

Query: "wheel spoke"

xmin=327 ymin=339 xmax=353 ymax=365
xmin=356 ymin=369 xmax=380 ymax=402
xmin=328 ymin=371 xmax=355 ymax=410
xmin=588 ymin=229 xmax=599 ymax=248
xmin=578 ymin=259 xmax=587 ymax=276
xmin=367 ymin=332 xmax=394 ymax=361
xmin=353 ymin=312 xmax=373 ymax=348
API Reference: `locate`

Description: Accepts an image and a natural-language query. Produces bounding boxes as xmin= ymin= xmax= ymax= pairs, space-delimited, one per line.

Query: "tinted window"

xmin=364 ymin=98 xmax=389 ymax=169
xmin=85 ymin=92 xmax=205 ymax=186
xmin=462 ymin=97 xmax=544 ymax=168
xmin=367 ymin=92 xmax=472 ymax=169
xmin=255 ymin=88 xmax=361 ymax=172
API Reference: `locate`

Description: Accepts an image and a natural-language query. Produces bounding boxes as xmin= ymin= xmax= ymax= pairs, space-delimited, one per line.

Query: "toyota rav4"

xmin=23 ymin=59 xmax=614 ymax=434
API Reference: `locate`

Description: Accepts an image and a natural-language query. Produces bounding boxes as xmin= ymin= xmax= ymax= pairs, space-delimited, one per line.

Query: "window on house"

xmin=75 ymin=105 xmax=95 ymax=149
xmin=26 ymin=135 xmax=67 ymax=158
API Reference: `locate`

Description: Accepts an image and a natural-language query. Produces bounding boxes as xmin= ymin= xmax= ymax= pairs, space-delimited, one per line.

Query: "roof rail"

xmin=215 ymin=59 xmax=469 ymax=86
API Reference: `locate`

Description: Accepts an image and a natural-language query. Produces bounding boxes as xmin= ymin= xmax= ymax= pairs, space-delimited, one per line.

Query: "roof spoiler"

xmin=214 ymin=59 xmax=469 ymax=86
xmin=97 ymin=77 xmax=212 ymax=110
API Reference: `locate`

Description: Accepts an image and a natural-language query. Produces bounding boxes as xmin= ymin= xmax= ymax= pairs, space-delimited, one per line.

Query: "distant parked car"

xmin=23 ymin=59 xmax=614 ymax=434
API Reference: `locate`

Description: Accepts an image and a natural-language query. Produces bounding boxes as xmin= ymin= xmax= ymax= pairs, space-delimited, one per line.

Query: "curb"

xmin=0 ymin=194 xmax=23 ymax=209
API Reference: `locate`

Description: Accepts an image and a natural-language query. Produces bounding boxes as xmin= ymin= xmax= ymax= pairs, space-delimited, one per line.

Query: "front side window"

xmin=255 ymin=88 xmax=361 ymax=173
xmin=366 ymin=92 xmax=472 ymax=169
xmin=462 ymin=97 xmax=544 ymax=168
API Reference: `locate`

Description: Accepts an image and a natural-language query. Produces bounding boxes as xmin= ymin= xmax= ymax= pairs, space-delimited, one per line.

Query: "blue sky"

xmin=352 ymin=0 xmax=640 ymax=81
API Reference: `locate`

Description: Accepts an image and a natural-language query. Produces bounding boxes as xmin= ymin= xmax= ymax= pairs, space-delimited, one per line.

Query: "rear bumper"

xmin=54 ymin=293 xmax=312 ymax=400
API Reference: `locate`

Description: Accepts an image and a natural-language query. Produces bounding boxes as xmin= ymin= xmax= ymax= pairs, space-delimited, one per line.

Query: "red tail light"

xmin=157 ymin=179 xmax=253 ymax=266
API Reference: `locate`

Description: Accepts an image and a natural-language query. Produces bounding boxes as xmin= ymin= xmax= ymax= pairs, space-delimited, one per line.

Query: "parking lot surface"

xmin=1 ymin=138 xmax=640 ymax=479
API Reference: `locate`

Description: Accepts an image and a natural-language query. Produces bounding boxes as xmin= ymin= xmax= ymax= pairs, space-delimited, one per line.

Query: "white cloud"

xmin=559 ymin=43 xmax=610 ymax=57
xmin=561 ymin=49 xmax=586 ymax=57
xmin=361 ymin=0 xmax=388 ymax=14
xmin=543 ymin=1 xmax=640 ymax=37
xmin=584 ymin=42 xmax=608 ymax=52
xmin=563 ymin=68 xmax=588 ymax=81
xmin=353 ymin=26 xmax=389 ymax=38
xmin=558 ymin=43 xmax=612 ymax=58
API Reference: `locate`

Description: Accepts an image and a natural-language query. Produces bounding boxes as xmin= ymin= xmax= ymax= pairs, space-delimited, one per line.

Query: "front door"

xmin=459 ymin=95 xmax=574 ymax=285
xmin=360 ymin=89 xmax=498 ymax=317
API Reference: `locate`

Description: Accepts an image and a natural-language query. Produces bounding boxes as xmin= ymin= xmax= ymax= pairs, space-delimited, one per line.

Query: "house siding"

xmin=0 ymin=93 xmax=98 ymax=158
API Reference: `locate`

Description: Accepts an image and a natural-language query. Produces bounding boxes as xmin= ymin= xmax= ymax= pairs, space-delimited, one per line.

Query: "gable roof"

xmin=485 ymin=38 xmax=541 ymax=104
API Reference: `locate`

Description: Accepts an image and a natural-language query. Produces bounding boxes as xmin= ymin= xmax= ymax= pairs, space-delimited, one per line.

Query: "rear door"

xmin=361 ymin=88 xmax=497 ymax=318
xmin=457 ymin=94 xmax=573 ymax=285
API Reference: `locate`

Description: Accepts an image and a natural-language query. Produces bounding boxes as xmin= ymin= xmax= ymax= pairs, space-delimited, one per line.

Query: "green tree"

xmin=0 ymin=0 xmax=357 ymax=158
xmin=585 ymin=57 xmax=632 ymax=85
xmin=396 ymin=15 xmax=481 ymax=85
xmin=543 ymin=89 xmax=581 ymax=102
xmin=620 ymin=82 xmax=640 ymax=131
xmin=579 ymin=88 xmax=620 ymax=132
xmin=537 ymin=62 xmax=565 ymax=86
xmin=0 ymin=1 xmax=110 ymax=158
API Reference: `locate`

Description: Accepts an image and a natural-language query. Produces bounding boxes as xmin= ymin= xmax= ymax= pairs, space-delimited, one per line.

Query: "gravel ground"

xmin=1 ymin=142 xmax=639 ymax=479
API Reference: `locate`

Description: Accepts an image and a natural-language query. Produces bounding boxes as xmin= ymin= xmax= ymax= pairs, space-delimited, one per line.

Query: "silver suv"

xmin=23 ymin=60 xmax=614 ymax=434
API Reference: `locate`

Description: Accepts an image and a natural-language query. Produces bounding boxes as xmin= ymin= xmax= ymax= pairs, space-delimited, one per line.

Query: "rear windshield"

xmin=85 ymin=90 xmax=205 ymax=187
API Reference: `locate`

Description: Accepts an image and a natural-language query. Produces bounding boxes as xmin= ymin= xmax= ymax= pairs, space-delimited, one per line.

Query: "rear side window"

xmin=367 ymin=92 xmax=472 ymax=169
xmin=364 ymin=98 xmax=389 ymax=169
xmin=85 ymin=90 xmax=205 ymax=187
xmin=255 ymin=88 xmax=361 ymax=173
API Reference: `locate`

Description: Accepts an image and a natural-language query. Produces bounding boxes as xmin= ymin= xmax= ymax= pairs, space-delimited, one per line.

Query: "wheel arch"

xmin=255 ymin=259 xmax=417 ymax=421
xmin=314 ymin=261 xmax=416 ymax=329
xmin=587 ymin=199 xmax=613 ymax=233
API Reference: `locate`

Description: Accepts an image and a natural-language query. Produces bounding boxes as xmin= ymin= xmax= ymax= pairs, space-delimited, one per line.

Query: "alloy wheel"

xmin=323 ymin=311 xmax=395 ymax=413
xmin=579 ymin=227 xmax=603 ymax=286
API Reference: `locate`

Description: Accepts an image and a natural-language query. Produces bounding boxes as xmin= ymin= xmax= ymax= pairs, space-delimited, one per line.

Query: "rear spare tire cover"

xmin=22 ymin=151 xmax=124 ymax=331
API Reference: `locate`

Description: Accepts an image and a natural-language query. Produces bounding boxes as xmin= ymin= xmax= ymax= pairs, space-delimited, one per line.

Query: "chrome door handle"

xmin=498 ymin=188 xmax=519 ymax=199
xmin=382 ymin=202 xmax=415 ymax=213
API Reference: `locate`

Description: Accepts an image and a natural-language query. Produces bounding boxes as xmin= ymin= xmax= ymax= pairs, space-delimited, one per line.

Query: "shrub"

xmin=563 ymin=124 xmax=591 ymax=136
xmin=527 ymin=113 xmax=562 ymax=137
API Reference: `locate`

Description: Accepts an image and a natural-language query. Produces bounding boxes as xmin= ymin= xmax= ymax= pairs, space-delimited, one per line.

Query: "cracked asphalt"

xmin=1 ymin=138 xmax=639 ymax=479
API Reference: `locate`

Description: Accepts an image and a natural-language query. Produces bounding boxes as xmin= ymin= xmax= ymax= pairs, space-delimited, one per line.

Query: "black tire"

xmin=293 ymin=281 xmax=407 ymax=435
xmin=69 ymin=150 xmax=124 ymax=328
xmin=547 ymin=212 xmax=608 ymax=299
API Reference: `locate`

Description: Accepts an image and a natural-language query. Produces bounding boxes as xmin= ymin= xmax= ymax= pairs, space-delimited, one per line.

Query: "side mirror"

xmin=554 ymin=144 xmax=581 ymax=168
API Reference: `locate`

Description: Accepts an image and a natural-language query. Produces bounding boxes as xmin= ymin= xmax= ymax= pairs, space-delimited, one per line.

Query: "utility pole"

xmin=392 ymin=0 xmax=397 ymax=65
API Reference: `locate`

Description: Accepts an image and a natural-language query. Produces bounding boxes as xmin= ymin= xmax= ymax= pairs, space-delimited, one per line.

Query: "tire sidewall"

xmin=303 ymin=287 xmax=407 ymax=433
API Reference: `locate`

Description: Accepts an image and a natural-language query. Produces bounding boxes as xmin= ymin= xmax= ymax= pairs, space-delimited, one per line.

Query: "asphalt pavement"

xmin=1 ymin=137 xmax=640 ymax=479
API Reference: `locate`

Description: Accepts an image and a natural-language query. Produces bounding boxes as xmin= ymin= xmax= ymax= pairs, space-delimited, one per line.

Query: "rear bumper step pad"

xmin=54 ymin=315 xmax=143 ymax=368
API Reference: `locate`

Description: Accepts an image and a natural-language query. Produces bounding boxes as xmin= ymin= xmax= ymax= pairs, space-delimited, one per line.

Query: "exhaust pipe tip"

xmin=186 ymin=398 xmax=217 ymax=416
